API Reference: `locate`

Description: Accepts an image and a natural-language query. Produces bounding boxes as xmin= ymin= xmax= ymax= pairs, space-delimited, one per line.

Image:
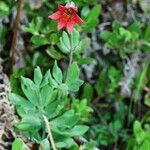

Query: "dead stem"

xmin=10 ymin=0 xmax=23 ymax=72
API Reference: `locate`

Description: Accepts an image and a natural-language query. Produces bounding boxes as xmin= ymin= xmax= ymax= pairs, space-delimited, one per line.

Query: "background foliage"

xmin=0 ymin=0 xmax=150 ymax=149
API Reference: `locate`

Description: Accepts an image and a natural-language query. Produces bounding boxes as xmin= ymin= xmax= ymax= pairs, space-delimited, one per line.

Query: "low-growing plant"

xmin=100 ymin=21 xmax=150 ymax=57
xmin=127 ymin=120 xmax=150 ymax=150
xmin=8 ymin=8 xmax=94 ymax=148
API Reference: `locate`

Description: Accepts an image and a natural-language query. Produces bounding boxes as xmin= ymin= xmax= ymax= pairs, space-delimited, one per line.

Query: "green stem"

xmin=64 ymin=49 xmax=73 ymax=83
xmin=127 ymin=60 xmax=150 ymax=126
xmin=69 ymin=51 xmax=73 ymax=66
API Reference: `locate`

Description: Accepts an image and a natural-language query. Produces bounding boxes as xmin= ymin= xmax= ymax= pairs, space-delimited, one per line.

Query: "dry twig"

xmin=10 ymin=0 xmax=23 ymax=71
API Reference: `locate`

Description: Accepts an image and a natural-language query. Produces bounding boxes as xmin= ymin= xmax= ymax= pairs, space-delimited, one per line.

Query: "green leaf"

xmin=45 ymin=98 xmax=65 ymax=119
xmin=84 ymin=141 xmax=96 ymax=150
xmin=95 ymin=71 xmax=108 ymax=96
xmin=66 ymin=62 xmax=80 ymax=81
xmin=108 ymin=66 xmax=121 ymax=93
xmin=126 ymin=137 xmax=136 ymax=150
xmin=12 ymin=138 xmax=29 ymax=150
xmin=134 ymin=121 xmax=146 ymax=144
xmin=39 ymin=139 xmax=51 ymax=150
xmin=50 ymin=33 xmax=59 ymax=45
xmin=40 ymin=84 xmax=53 ymax=107
xmin=40 ymin=70 xmax=51 ymax=87
xmin=140 ymin=140 xmax=150 ymax=150
xmin=68 ymin=125 xmax=89 ymax=136
xmin=46 ymin=46 xmax=63 ymax=60
xmin=109 ymin=120 xmax=122 ymax=131
xmin=16 ymin=115 xmax=41 ymax=131
xmin=0 ymin=2 xmax=10 ymax=17
xmin=8 ymin=93 xmax=35 ymax=109
xmin=119 ymin=28 xmax=132 ymax=41
xmin=144 ymin=94 xmax=150 ymax=107
xmin=31 ymin=35 xmax=49 ymax=48
xmin=62 ymin=31 xmax=71 ymax=50
xmin=71 ymin=29 xmax=80 ymax=50
xmin=100 ymin=31 xmax=112 ymax=41
xmin=59 ymin=37 xmax=70 ymax=54
xmin=56 ymin=137 xmax=75 ymax=148
xmin=68 ymin=79 xmax=83 ymax=92
xmin=84 ymin=5 xmax=101 ymax=32
xmin=128 ymin=22 xmax=141 ymax=34
xmin=50 ymin=110 xmax=79 ymax=129
xmin=52 ymin=125 xmax=88 ymax=137
xmin=141 ymin=41 xmax=150 ymax=52
xmin=82 ymin=83 xmax=93 ymax=102
xmin=144 ymin=25 xmax=150 ymax=41
xmin=49 ymin=71 xmax=58 ymax=88
xmin=74 ymin=41 xmax=82 ymax=53
xmin=21 ymin=76 xmax=40 ymax=106
xmin=77 ymin=58 xmax=94 ymax=65
xmin=34 ymin=66 xmax=43 ymax=86
xmin=81 ymin=6 xmax=90 ymax=18
xmin=87 ymin=5 xmax=101 ymax=22
xmin=112 ymin=21 xmax=121 ymax=31
xmin=0 ymin=25 xmax=7 ymax=45
xmin=16 ymin=107 xmax=36 ymax=118
xmin=52 ymin=61 xmax=63 ymax=83
xmin=72 ymin=99 xmax=93 ymax=122
xmin=81 ymin=37 xmax=91 ymax=50
xmin=23 ymin=17 xmax=43 ymax=35
xmin=0 ymin=2 xmax=9 ymax=12
xmin=66 ymin=62 xmax=83 ymax=92
xmin=58 ymin=83 xmax=69 ymax=96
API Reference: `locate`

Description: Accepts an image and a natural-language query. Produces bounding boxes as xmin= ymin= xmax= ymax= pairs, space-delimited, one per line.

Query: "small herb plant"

xmin=9 ymin=35 xmax=91 ymax=149
xmin=9 ymin=3 xmax=93 ymax=149
xmin=100 ymin=21 xmax=150 ymax=57
xmin=127 ymin=120 xmax=150 ymax=150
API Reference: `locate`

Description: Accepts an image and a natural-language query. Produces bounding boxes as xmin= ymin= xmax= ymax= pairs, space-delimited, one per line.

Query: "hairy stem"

xmin=43 ymin=115 xmax=57 ymax=150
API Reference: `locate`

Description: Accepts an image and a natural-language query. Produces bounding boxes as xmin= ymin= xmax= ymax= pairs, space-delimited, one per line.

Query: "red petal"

xmin=48 ymin=11 xmax=61 ymax=20
xmin=74 ymin=14 xmax=84 ymax=24
xmin=66 ymin=21 xmax=75 ymax=33
xmin=58 ymin=20 xmax=67 ymax=30
xmin=58 ymin=5 xmax=67 ymax=11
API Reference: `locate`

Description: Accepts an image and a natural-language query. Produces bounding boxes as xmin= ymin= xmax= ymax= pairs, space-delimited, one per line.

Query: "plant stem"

xmin=127 ymin=60 xmax=150 ymax=126
xmin=10 ymin=0 xmax=23 ymax=72
xmin=69 ymin=51 xmax=73 ymax=66
xmin=43 ymin=115 xmax=57 ymax=150
xmin=79 ymin=145 xmax=85 ymax=150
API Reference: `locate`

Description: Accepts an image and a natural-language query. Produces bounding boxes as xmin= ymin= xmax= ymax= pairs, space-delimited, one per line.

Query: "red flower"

xmin=48 ymin=2 xmax=84 ymax=33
